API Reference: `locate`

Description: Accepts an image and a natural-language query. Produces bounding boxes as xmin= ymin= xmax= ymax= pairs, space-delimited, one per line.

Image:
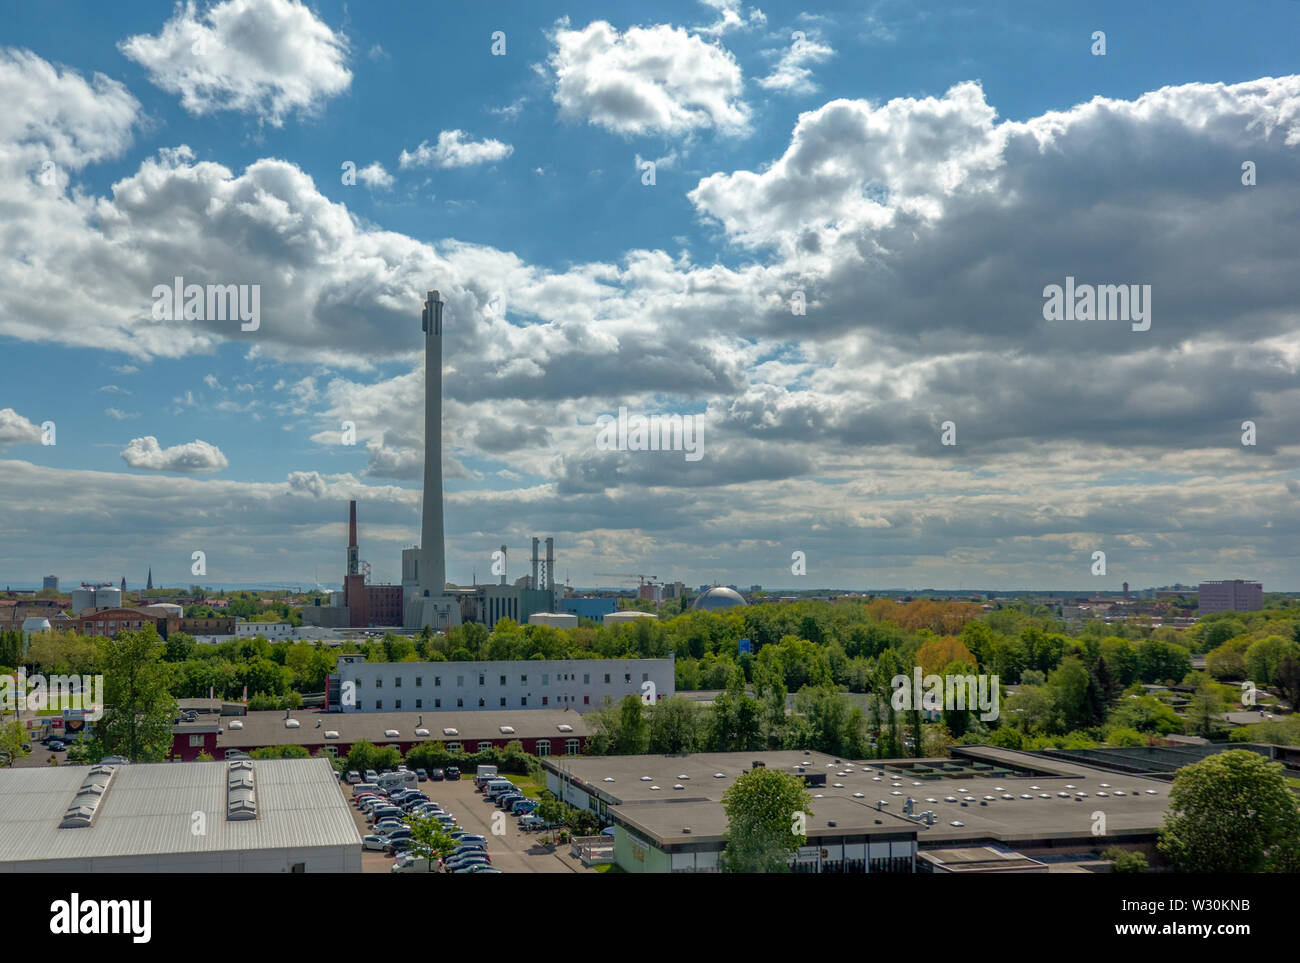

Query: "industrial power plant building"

xmin=327 ymin=653 xmax=674 ymax=713
xmin=0 ymin=758 xmax=359 ymax=873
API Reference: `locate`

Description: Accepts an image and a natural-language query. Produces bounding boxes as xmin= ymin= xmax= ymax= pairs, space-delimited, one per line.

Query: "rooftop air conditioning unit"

xmin=284 ymin=719 xmax=300 ymax=729
xmin=228 ymin=720 xmax=243 ymax=730
xmin=384 ymin=729 xmax=399 ymax=738
xmin=443 ymin=727 xmax=458 ymax=736
xmin=324 ymin=730 xmax=339 ymax=739
xmin=415 ymin=728 xmax=430 ymax=737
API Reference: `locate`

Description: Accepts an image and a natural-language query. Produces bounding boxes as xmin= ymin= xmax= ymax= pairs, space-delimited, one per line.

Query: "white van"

xmin=378 ymin=770 xmax=418 ymax=792
xmin=352 ymin=782 xmax=380 ymax=798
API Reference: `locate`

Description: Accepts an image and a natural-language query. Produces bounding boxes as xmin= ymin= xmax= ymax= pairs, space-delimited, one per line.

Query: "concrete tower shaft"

xmin=421 ymin=290 xmax=447 ymax=596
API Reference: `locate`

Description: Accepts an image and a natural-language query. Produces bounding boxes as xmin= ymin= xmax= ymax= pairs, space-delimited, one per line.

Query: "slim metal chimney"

xmin=531 ymin=537 xmax=540 ymax=589
xmin=499 ymin=544 xmax=508 ymax=585
xmin=544 ymin=537 xmax=555 ymax=592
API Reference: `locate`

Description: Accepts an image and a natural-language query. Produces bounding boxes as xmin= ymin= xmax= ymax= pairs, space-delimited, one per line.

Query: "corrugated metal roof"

xmin=0 ymin=758 xmax=360 ymax=863
xmin=217 ymin=708 xmax=591 ymax=749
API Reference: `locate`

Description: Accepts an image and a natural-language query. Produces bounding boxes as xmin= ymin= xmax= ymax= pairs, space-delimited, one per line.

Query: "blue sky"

xmin=2 ymin=0 xmax=1299 ymax=591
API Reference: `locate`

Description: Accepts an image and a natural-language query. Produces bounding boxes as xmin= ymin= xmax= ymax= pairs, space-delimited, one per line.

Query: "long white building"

xmin=330 ymin=654 xmax=675 ymax=713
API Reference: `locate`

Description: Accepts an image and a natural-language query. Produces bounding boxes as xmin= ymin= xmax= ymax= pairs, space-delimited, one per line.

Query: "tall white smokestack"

xmin=420 ymin=291 xmax=447 ymax=595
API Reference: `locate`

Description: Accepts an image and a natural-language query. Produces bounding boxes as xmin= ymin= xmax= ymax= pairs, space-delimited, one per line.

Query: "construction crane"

xmin=595 ymin=573 xmax=659 ymax=587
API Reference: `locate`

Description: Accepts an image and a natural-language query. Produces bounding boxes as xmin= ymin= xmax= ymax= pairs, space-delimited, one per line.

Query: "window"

xmin=189 ymin=734 xmax=204 ymax=747
xmin=624 ymin=673 xmax=631 ymax=684
xmin=457 ymin=676 xmax=464 ymax=687
xmin=604 ymin=674 xmax=610 ymax=684
xmin=584 ymin=674 xmax=590 ymax=684
xmin=584 ymin=696 xmax=590 ymax=705
xmin=291 ymin=863 xmax=305 ymax=874
xmin=499 ymin=675 xmax=506 ymax=686
xmin=521 ymin=675 xmax=527 ymax=684
xmin=542 ymin=697 xmax=548 ymax=706
xmin=415 ymin=677 xmax=422 ymax=687
xmin=520 ymin=696 xmax=527 ymax=706
xmin=375 ymin=700 xmax=382 ymax=710
xmin=642 ymin=673 xmax=649 ymax=682
xmin=435 ymin=699 xmax=441 ymax=708
xmin=479 ymin=674 xmax=485 ymax=686
xmin=354 ymin=678 xmax=361 ymax=689
xmin=500 ymin=698 xmax=506 ymax=707
xmin=446 ymin=742 xmax=461 ymax=752
xmin=395 ymin=677 xmax=402 ymax=687
xmin=435 ymin=676 xmax=441 ymax=686
xmin=542 ymin=674 xmax=549 ymax=685
xmin=395 ymin=700 xmax=402 ymax=710
xmin=376 ymin=678 xmax=383 ymax=688
xmin=566 ymin=739 xmax=580 ymax=755
xmin=321 ymin=746 xmax=337 ymax=757
xmin=477 ymin=741 xmax=491 ymax=751
xmin=536 ymin=739 xmax=550 ymax=756
xmin=457 ymin=698 xmax=463 ymax=707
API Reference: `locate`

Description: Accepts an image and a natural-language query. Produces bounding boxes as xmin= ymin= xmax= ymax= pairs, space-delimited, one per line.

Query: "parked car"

xmin=510 ymin=798 xmax=538 ymax=814
xmin=415 ymin=769 xmax=428 ymax=782
xmin=385 ymin=838 xmax=414 ymax=856
xmin=99 ymin=755 xmax=129 ymax=766
xmin=368 ymin=806 xmax=404 ymax=824
xmin=517 ymin=815 xmax=549 ymax=831
xmin=496 ymin=793 xmax=525 ymax=809
xmin=362 ymin=835 xmax=388 ymax=851
xmin=444 ymin=767 xmax=461 ymax=780
xmin=364 ymin=770 xmax=379 ymax=782
xmin=451 ymin=843 xmax=488 ymax=857
xmin=346 ymin=771 xmax=362 ymax=784
xmin=383 ymin=828 xmax=413 ymax=842
xmin=47 ymin=741 xmax=67 ymax=752
xmin=374 ymin=820 xmax=405 ymax=835
xmin=429 ymin=768 xmax=445 ymax=781
xmin=442 ymin=852 xmax=490 ymax=871
xmin=465 ymin=865 xmax=503 ymax=874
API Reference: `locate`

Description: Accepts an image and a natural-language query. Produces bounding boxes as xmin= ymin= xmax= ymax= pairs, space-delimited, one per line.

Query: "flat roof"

xmin=218 ymin=709 xmax=590 ymax=749
xmin=919 ymin=846 xmax=1048 ymax=873
xmin=0 ymin=758 xmax=359 ymax=864
xmin=542 ymin=748 xmax=1173 ymax=847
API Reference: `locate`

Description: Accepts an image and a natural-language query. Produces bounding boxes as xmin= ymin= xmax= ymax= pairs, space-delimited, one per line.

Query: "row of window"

xmin=84 ymin=619 xmax=148 ymax=631
xmin=371 ymin=693 xmax=610 ymax=710
xmin=362 ymin=671 xmax=649 ymax=688
xmin=215 ymin=738 xmax=580 ymax=758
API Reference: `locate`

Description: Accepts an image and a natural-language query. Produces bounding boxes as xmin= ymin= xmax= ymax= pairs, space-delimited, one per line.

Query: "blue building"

xmin=561 ymin=597 xmax=618 ymax=621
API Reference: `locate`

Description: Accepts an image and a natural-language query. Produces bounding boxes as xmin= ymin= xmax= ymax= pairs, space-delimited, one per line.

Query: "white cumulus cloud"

xmin=121 ymin=435 xmax=229 ymax=473
xmin=549 ymin=21 xmax=750 ymax=137
xmin=119 ymin=0 xmax=351 ymax=126
xmin=399 ymin=130 xmax=513 ymax=169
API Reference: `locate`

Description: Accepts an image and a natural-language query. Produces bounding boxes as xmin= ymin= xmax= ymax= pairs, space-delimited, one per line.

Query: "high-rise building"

xmin=42 ymin=575 xmax=58 ymax=592
xmin=1198 ymin=580 xmax=1263 ymax=614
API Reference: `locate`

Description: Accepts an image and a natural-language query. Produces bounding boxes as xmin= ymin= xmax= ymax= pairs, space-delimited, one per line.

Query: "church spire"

xmin=146 ymin=566 xmax=153 ymax=591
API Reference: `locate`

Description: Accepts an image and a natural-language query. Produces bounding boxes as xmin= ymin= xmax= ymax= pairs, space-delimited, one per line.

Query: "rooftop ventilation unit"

xmin=499 ymin=726 xmax=515 ymax=735
xmin=556 ymin=724 xmax=573 ymax=733
xmin=415 ymin=728 xmax=430 ymax=737
xmin=228 ymin=720 xmax=243 ymax=730
xmin=384 ymin=729 xmax=400 ymax=738
xmin=442 ymin=727 xmax=458 ymax=736
xmin=284 ymin=718 xmax=300 ymax=729
xmin=226 ymin=761 xmax=257 ymax=821
xmin=60 ymin=765 xmax=117 ymax=829
xmin=324 ymin=730 xmax=340 ymax=739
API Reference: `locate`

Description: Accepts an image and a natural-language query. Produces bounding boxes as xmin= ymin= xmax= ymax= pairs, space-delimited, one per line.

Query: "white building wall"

xmin=339 ymin=658 xmax=675 ymax=714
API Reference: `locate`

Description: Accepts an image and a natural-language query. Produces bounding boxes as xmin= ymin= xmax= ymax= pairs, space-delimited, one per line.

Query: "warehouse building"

xmin=0 ymin=758 xmax=360 ymax=872
xmin=540 ymin=747 xmax=1175 ymax=873
xmin=171 ymin=708 xmax=591 ymax=761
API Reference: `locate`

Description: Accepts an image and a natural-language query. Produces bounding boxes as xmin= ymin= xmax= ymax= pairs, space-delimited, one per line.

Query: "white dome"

xmin=691 ymin=586 xmax=748 ymax=611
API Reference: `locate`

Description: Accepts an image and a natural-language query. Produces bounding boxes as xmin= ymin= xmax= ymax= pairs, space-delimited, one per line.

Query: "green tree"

xmin=1184 ymin=681 xmax=1224 ymax=739
xmin=1101 ymin=846 xmax=1147 ymax=873
xmin=614 ymin=695 xmax=649 ymax=754
xmin=0 ymin=720 xmax=30 ymax=767
xmin=97 ymin=627 xmax=177 ymax=762
xmin=406 ymin=811 xmax=460 ymax=863
xmin=720 ymin=767 xmax=812 ymax=873
xmin=1158 ymin=749 xmax=1300 ymax=872
xmin=647 ymin=697 xmax=703 ymax=754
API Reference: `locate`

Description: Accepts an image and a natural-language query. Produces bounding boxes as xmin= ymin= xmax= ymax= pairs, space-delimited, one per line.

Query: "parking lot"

xmin=345 ymin=775 xmax=596 ymax=874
